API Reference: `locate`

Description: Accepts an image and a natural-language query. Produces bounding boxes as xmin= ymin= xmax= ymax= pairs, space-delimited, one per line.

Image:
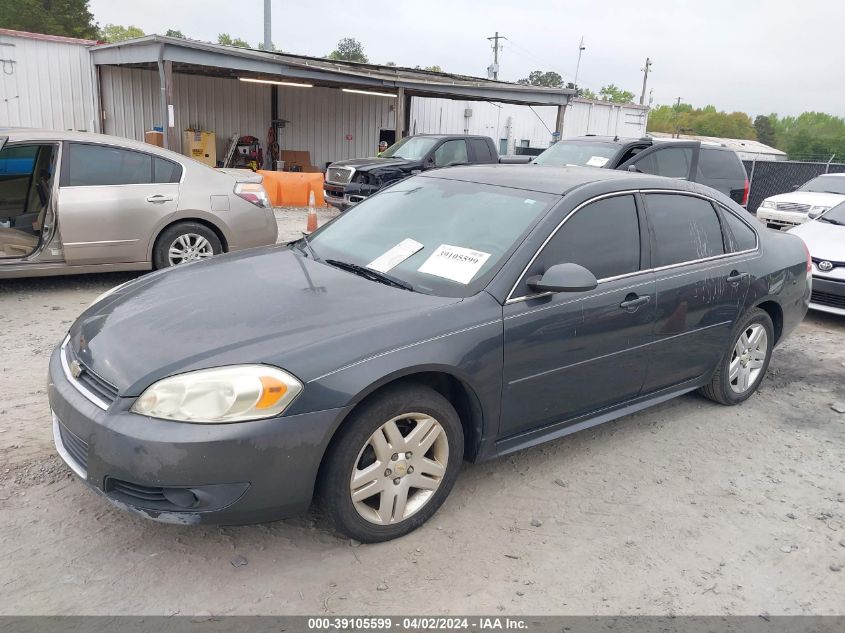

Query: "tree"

xmin=771 ymin=112 xmax=845 ymax=160
xmin=517 ymin=70 xmax=563 ymax=88
xmin=415 ymin=65 xmax=442 ymax=72
xmin=217 ymin=33 xmax=249 ymax=48
xmin=0 ymin=0 xmax=99 ymax=39
xmin=327 ymin=38 xmax=368 ymax=63
xmin=384 ymin=61 xmax=397 ymax=67
xmin=598 ymin=84 xmax=635 ymax=104
xmin=165 ymin=29 xmax=185 ymax=38
xmin=647 ymin=102 xmax=757 ymax=140
xmin=753 ymin=115 xmax=777 ymax=147
xmin=99 ymin=24 xmax=145 ymax=43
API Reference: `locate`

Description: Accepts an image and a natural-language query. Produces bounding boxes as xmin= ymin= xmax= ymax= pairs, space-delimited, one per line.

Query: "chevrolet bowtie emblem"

xmin=69 ymin=359 xmax=83 ymax=379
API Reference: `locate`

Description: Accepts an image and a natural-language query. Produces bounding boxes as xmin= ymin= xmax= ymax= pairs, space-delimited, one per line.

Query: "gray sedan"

xmin=0 ymin=129 xmax=277 ymax=278
xmin=48 ymin=166 xmax=808 ymax=542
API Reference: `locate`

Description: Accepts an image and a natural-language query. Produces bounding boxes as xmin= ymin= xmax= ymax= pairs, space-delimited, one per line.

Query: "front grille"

xmin=811 ymin=290 xmax=845 ymax=309
xmin=58 ymin=422 xmax=89 ymax=472
xmin=775 ymin=202 xmax=810 ymax=213
xmin=813 ymin=258 xmax=844 ymax=271
xmin=326 ymin=166 xmax=353 ymax=184
xmin=64 ymin=343 xmax=119 ymax=406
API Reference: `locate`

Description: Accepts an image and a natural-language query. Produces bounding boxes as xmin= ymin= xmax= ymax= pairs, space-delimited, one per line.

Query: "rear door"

xmin=468 ymin=138 xmax=497 ymax=164
xmin=57 ymin=142 xmax=181 ymax=265
xmin=619 ymin=141 xmax=700 ymax=181
xmin=695 ymin=147 xmax=748 ymax=203
xmin=640 ymin=192 xmax=752 ymax=393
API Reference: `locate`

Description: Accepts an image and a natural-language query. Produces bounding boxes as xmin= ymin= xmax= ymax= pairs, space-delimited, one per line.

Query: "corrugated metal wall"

xmin=276 ymin=85 xmax=395 ymax=170
xmin=410 ymin=97 xmax=649 ymax=153
xmin=0 ymin=33 xmax=97 ymax=131
xmin=100 ymin=66 xmax=271 ymax=158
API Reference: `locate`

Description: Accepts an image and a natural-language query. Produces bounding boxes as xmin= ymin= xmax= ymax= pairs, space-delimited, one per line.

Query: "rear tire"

xmin=699 ymin=308 xmax=774 ymax=405
xmin=320 ymin=384 xmax=463 ymax=543
xmin=153 ymin=222 xmax=222 ymax=270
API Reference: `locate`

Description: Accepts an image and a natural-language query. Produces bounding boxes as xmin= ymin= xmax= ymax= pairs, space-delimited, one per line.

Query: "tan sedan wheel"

xmin=153 ymin=222 xmax=222 ymax=269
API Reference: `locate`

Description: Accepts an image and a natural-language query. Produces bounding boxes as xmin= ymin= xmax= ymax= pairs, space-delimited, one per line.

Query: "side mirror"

xmin=626 ymin=164 xmax=641 ymax=173
xmin=808 ymin=208 xmax=824 ymax=220
xmin=527 ymin=263 xmax=598 ymax=293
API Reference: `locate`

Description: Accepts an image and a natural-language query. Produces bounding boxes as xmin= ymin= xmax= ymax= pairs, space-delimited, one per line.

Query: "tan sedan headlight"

xmin=131 ymin=365 xmax=302 ymax=423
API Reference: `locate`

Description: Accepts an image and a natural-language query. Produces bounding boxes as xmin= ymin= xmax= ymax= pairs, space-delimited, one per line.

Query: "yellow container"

xmin=183 ymin=130 xmax=216 ymax=167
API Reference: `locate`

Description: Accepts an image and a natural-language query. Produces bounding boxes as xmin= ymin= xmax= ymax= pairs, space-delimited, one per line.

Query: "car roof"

xmin=420 ymin=163 xmax=711 ymax=196
xmin=814 ymin=173 xmax=845 ymax=179
xmin=0 ymin=128 xmax=195 ymax=164
xmin=562 ymin=135 xmax=729 ymax=149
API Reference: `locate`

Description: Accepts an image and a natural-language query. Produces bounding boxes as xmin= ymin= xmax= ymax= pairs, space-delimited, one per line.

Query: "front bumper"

xmin=323 ymin=182 xmax=377 ymax=211
xmin=757 ymin=208 xmax=808 ymax=229
xmin=809 ymin=275 xmax=845 ymax=316
xmin=47 ymin=344 xmax=343 ymax=525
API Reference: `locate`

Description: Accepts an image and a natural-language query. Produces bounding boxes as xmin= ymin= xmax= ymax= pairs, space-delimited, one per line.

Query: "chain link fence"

xmin=743 ymin=159 xmax=845 ymax=213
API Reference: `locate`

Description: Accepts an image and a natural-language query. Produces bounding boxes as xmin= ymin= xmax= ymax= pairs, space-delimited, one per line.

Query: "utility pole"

xmin=639 ymin=57 xmax=652 ymax=105
xmin=263 ymin=0 xmax=272 ymax=51
xmin=673 ymin=97 xmax=683 ymax=138
xmin=486 ymin=32 xmax=505 ymax=80
xmin=573 ymin=36 xmax=585 ymax=89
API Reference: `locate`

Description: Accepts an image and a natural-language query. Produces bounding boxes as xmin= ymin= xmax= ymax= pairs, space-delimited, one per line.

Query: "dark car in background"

xmin=324 ymin=134 xmax=516 ymax=211
xmin=533 ymin=135 xmax=749 ymax=207
xmin=49 ymin=165 xmax=808 ymax=542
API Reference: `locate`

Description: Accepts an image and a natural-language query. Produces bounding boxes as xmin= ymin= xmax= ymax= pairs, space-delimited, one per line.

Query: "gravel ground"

xmin=1 ymin=207 xmax=844 ymax=615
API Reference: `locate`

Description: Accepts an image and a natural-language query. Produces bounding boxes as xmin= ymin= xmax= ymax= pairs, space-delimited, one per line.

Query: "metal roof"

xmin=89 ymin=35 xmax=574 ymax=106
xmin=648 ymin=132 xmax=786 ymax=156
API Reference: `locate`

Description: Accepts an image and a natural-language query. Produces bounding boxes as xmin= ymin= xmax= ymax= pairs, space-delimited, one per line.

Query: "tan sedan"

xmin=0 ymin=129 xmax=278 ymax=278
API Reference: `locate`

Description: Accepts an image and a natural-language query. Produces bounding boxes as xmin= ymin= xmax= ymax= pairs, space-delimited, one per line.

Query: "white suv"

xmin=757 ymin=173 xmax=845 ymax=229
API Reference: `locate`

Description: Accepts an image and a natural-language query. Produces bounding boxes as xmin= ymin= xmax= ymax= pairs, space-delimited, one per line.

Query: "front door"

xmin=640 ymin=192 xmax=751 ymax=393
xmin=500 ymin=193 xmax=655 ymax=438
xmin=57 ymin=142 xmax=180 ymax=265
xmin=619 ymin=141 xmax=700 ymax=181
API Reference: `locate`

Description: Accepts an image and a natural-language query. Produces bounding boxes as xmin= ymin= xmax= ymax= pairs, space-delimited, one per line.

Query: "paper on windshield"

xmin=586 ymin=155 xmax=610 ymax=167
xmin=417 ymin=244 xmax=491 ymax=284
xmin=366 ymin=238 xmax=424 ymax=273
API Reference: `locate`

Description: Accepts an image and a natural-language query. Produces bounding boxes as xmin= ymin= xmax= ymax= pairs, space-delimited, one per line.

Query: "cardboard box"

xmin=183 ymin=130 xmax=217 ymax=167
xmin=144 ymin=130 xmax=164 ymax=147
xmin=279 ymin=150 xmax=319 ymax=172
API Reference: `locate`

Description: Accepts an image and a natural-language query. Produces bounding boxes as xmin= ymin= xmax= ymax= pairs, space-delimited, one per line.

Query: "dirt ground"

xmin=1 ymin=208 xmax=844 ymax=616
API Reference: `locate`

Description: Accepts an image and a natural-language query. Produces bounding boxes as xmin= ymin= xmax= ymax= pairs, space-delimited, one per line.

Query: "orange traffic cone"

xmin=305 ymin=188 xmax=318 ymax=233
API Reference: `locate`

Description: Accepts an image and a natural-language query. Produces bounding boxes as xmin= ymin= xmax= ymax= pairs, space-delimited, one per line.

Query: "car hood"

xmin=330 ymin=157 xmax=421 ymax=172
xmin=67 ymin=247 xmax=461 ymax=396
xmin=764 ymin=191 xmax=845 ymax=207
xmin=788 ymin=219 xmax=845 ymax=261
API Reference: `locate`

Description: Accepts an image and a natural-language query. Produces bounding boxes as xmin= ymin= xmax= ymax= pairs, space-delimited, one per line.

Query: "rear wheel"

xmin=699 ymin=308 xmax=774 ymax=405
xmin=153 ymin=222 xmax=222 ymax=269
xmin=320 ymin=384 xmax=463 ymax=542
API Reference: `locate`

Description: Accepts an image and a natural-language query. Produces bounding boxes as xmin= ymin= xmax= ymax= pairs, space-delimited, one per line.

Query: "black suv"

xmin=533 ymin=136 xmax=749 ymax=207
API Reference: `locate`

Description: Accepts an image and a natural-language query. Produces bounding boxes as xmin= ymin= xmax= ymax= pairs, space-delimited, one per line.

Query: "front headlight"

xmin=760 ymin=200 xmax=775 ymax=209
xmin=809 ymin=205 xmax=830 ymax=214
xmin=131 ymin=365 xmax=303 ymax=423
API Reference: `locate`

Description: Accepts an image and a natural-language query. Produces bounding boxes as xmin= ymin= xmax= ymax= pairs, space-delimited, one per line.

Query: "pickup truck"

xmin=324 ymin=134 xmax=527 ymax=211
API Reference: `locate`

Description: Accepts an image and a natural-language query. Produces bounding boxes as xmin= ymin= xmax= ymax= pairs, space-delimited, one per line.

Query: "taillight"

xmin=803 ymin=240 xmax=812 ymax=273
xmin=741 ymin=177 xmax=749 ymax=207
xmin=235 ymin=182 xmax=270 ymax=208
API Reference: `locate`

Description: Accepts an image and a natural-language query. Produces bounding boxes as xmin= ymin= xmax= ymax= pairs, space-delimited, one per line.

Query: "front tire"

xmin=320 ymin=384 xmax=464 ymax=543
xmin=153 ymin=222 xmax=222 ymax=269
xmin=700 ymin=308 xmax=774 ymax=405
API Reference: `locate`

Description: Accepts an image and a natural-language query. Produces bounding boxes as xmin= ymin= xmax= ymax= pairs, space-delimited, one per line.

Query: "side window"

xmin=65 ymin=144 xmax=152 ymax=186
xmin=531 ymin=195 xmax=641 ymax=284
xmin=645 ymin=194 xmax=725 ymax=267
xmin=434 ymin=140 xmax=468 ymax=167
xmin=720 ymin=208 xmax=758 ymax=251
xmin=154 ymin=157 xmax=182 ymax=183
xmin=634 ymin=147 xmax=693 ymax=179
xmin=696 ymin=148 xmax=743 ymax=180
xmin=468 ymin=139 xmax=494 ymax=163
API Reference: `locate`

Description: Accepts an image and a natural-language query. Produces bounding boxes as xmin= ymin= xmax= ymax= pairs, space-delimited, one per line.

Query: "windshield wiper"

xmin=818 ymin=217 xmax=844 ymax=226
xmin=325 ymin=259 xmax=414 ymax=291
xmin=293 ymin=232 xmax=321 ymax=261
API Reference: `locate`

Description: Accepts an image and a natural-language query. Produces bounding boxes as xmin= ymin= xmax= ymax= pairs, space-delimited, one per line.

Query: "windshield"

xmin=380 ymin=136 xmax=440 ymax=160
xmin=532 ymin=140 xmax=618 ymax=167
xmin=820 ymin=201 xmax=845 ymax=224
xmin=799 ymin=176 xmax=845 ymax=195
xmin=308 ymin=176 xmax=556 ymax=297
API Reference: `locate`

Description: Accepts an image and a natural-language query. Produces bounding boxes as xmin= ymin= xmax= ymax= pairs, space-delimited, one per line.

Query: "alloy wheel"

xmin=168 ymin=233 xmax=215 ymax=266
xmin=729 ymin=323 xmax=768 ymax=394
xmin=350 ymin=413 xmax=449 ymax=525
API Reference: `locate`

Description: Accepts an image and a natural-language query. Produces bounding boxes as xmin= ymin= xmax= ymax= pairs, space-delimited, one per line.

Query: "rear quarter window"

xmin=469 ymin=139 xmax=495 ymax=163
xmin=720 ymin=208 xmax=758 ymax=251
xmin=697 ymin=148 xmax=744 ymax=180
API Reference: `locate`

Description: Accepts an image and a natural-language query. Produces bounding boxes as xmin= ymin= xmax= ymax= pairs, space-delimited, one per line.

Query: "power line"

xmin=486 ymin=32 xmax=506 ymax=80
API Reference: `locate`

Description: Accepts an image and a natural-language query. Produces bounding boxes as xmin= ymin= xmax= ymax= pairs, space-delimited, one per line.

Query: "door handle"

xmin=619 ymin=294 xmax=651 ymax=312
xmin=726 ymin=270 xmax=748 ymax=284
xmin=145 ymin=195 xmax=174 ymax=203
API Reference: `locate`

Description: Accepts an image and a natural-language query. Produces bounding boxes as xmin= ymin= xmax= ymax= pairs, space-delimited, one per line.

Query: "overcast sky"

xmin=88 ymin=0 xmax=842 ymax=118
